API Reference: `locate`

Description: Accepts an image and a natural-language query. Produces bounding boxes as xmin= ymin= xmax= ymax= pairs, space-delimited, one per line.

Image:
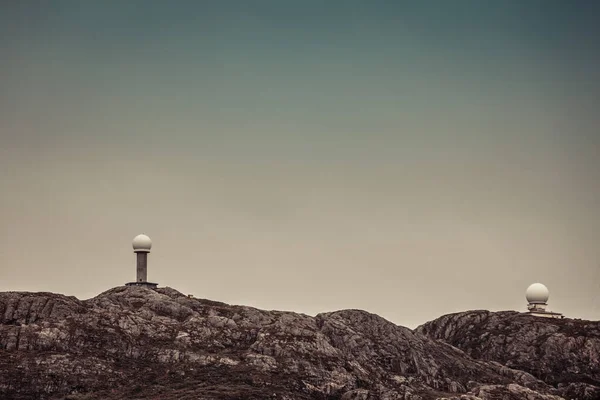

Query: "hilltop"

xmin=417 ymin=310 xmax=600 ymax=399
xmin=0 ymin=286 xmax=597 ymax=399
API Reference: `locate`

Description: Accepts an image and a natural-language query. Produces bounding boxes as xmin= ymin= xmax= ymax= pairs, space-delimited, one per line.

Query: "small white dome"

xmin=132 ymin=234 xmax=152 ymax=252
xmin=526 ymin=283 xmax=549 ymax=304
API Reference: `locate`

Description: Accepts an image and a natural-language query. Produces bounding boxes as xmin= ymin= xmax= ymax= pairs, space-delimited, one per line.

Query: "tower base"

xmin=527 ymin=310 xmax=564 ymax=319
xmin=125 ymin=281 xmax=158 ymax=289
xmin=526 ymin=302 xmax=563 ymax=318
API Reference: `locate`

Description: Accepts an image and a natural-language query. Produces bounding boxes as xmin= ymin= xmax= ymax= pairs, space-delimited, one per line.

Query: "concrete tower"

xmin=126 ymin=234 xmax=158 ymax=288
xmin=525 ymin=283 xmax=562 ymax=318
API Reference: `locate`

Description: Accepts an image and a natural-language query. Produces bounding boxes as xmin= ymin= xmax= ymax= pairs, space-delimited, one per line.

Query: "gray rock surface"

xmin=417 ymin=310 xmax=600 ymax=400
xmin=0 ymin=288 xmax=583 ymax=399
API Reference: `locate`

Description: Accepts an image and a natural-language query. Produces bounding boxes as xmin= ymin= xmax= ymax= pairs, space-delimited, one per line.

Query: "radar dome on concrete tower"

xmin=526 ymin=283 xmax=549 ymax=304
xmin=132 ymin=234 xmax=152 ymax=253
xmin=127 ymin=234 xmax=157 ymax=288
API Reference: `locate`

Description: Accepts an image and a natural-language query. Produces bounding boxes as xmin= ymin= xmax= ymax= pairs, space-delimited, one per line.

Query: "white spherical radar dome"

xmin=132 ymin=234 xmax=152 ymax=253
xmin=526 ymin=283 xmax=549 ymax=304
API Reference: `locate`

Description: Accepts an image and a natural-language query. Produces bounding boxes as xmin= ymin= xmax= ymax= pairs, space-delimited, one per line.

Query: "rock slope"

xmin=0 ymin=288 xmax=585 ymax=399
xmin=417 ymin=310 xmax=600 ymax=400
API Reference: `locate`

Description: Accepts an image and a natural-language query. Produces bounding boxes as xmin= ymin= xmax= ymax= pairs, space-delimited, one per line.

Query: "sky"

xmin=1 ymin=1 xmax=599 ymax=329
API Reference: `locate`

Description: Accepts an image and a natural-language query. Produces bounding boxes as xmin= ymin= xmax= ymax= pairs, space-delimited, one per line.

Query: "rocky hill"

xmin=417 ymin=310 xmax=600 ymax=400
xmin=0 ymin=287 xmax=593 ymax=400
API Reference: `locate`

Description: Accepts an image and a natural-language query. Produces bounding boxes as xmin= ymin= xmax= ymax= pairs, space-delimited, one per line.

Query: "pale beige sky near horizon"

xmin=1 ymin=2 xmax=599 ymax=328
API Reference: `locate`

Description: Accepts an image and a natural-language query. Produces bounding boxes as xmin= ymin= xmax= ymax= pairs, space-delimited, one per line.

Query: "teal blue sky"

xmin=1 ymin=1 xmax=599 ymax=328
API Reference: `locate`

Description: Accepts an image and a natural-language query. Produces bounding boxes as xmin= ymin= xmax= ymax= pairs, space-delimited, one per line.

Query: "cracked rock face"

xmin=0 ymin=288 xmax=588 ymax=399
xmin=417 ymin=310 xmax=600 ymax=400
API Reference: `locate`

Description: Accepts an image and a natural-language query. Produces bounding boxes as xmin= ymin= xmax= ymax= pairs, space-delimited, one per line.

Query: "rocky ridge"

xmin=0 ymin=287 xmax=594 ymax=399
xmin=417 ymin=310 xmax=600 ymax=400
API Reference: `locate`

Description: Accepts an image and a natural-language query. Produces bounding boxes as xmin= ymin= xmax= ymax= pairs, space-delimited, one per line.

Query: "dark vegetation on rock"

xmin=0 ymin=287 xmax=596 ymax=399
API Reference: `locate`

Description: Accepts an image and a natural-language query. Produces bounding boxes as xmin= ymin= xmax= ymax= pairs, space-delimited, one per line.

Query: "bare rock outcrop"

xmin=417 ymin=310 xmax=600 ymax=400
xmin=0 ymin=289 xmax=578 ymax=399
